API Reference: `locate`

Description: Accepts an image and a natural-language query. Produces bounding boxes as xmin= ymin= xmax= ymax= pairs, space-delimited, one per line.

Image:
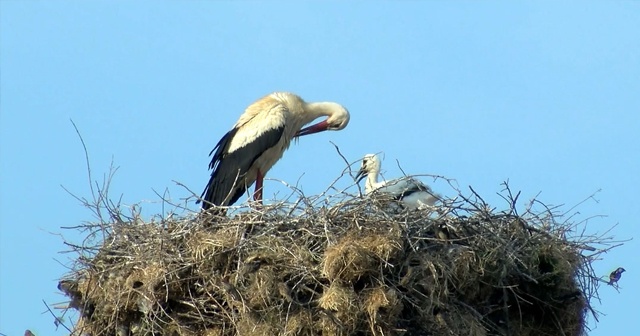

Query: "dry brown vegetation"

xmin=56 ymin=169 xmax=618 ymax=336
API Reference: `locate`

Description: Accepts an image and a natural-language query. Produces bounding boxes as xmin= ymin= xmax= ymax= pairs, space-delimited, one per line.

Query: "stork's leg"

xmin=253 ymin=170 xmax=264 ymax=205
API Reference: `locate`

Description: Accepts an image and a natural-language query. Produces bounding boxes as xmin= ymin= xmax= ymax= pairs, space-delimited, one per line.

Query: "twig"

xmin=42 ymin=300 xmax=72 ymax=333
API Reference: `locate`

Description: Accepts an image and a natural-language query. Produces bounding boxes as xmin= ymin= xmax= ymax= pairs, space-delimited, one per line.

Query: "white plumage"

xmin=199 ymin=92 xmax=350 ymax=210
xmin=355 ymin=154 xmax=440 ymax=209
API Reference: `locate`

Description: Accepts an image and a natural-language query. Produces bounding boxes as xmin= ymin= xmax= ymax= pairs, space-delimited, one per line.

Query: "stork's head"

xmin=355 ymin=154 xmax=381 ymax=184
xmin=295 ymin=102 xmax=350 ymax=137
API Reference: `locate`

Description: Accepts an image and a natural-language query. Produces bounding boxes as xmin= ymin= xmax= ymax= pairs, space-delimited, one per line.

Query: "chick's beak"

xmin=355 ymin=167 xmax=367 ymax=184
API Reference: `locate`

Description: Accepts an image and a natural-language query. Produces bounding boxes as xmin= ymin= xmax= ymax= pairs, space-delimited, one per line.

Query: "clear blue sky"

xmin=1 ymin=1 xmax=638 ymax=335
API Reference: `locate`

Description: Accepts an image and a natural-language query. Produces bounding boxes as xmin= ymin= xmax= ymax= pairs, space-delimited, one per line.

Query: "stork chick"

xmin=355 ymin=153 xmax=440 ymax=210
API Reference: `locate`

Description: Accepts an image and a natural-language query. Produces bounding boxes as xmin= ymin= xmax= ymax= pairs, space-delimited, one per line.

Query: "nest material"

xmin=59 ymin=191 xmax=601 ymax=336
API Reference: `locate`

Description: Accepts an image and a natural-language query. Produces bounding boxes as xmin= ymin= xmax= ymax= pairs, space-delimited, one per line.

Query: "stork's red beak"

xmin=295 ymin=120 xmax=328 ymax=137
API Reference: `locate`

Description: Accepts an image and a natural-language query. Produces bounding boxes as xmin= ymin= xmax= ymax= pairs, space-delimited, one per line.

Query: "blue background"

xmin=1 ymin=1 xmax=637 ymax=335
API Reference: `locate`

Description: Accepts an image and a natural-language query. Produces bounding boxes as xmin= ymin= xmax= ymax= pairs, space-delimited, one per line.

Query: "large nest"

xmin=58 ymin=181 xmax=611 ymax=336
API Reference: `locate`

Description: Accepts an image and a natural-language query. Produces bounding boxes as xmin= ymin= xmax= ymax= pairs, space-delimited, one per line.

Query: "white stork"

xmin=199 ymin=92 xmax=350 ymax=210
xmin=355 ymin=154 xmax=440 ymax=209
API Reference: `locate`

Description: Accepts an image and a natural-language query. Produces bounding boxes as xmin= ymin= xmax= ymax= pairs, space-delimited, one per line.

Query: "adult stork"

xmin=355 ymin=154 xmax=440 ymax=210
xmin=198 ymin=92 xmax=350 ymax=210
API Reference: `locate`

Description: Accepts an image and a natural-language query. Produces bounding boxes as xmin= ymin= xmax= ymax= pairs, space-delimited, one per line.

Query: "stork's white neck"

xmin=304 ymin=102 xmax=343 ymax=118
xmin=268 ymin=92 xmax=348 ymax=129
xmin=302 ymin=101 xmax=350 ymax=129
xmin=365 ymin=164 xmax=382 ymax=193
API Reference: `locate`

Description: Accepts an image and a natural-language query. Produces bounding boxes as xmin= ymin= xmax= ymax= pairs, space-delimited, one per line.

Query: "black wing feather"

xmin=390 ymin=178 xmax=426 ymax=200
xmin=396 ymin=181 xmax=440 ymax=203
xmin=199 ymin=125 xmax=285 ymax=209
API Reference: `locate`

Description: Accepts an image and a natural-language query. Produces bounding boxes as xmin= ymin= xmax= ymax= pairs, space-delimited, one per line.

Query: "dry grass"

xmin=56 ymin=169 xmax=620 ymax=336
